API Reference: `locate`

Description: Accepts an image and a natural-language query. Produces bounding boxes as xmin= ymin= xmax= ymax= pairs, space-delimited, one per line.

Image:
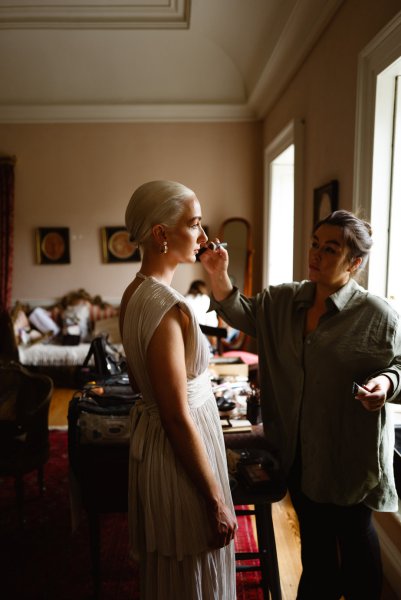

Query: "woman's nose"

xmin=310 ymin=246 xmax=321 ymax=259
xmin=199 ymin=226 xmax=208 ymax=243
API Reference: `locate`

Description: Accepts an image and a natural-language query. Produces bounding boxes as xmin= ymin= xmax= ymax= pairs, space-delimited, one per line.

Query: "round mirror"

xmin=218 ymin=218 xmax=253 ymax=351
xmin=219 ymin=218 xmax=253 ymax=296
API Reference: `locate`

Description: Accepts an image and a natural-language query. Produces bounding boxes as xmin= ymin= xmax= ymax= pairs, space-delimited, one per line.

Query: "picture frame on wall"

xmin=101 ymin=226 xmax=141 ymax=263
xmin=35 ymin=227 xmax=70 ymax=264
xmin=313 ymin=180 xmax=339 ymax=226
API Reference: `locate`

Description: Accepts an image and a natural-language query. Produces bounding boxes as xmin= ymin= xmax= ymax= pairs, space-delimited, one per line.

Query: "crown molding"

xmin=0 ymin=0 xmax=345 ymax=122
xmin=0 ymin=0 xmax=190 ymax=29
xmin=0 ymin=102 xmax=257 ymax=123
xmin=249 ymin=0 xmax=345 ymax=118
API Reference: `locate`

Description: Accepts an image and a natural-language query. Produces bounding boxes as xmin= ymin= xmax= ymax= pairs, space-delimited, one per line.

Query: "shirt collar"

xmin=294 ymin=281 xmax=316 ymax=310
xmin=294 ymin=278 xmax=362 ymax=312
xmin=327 ymin=278 xmax=361 ymax=312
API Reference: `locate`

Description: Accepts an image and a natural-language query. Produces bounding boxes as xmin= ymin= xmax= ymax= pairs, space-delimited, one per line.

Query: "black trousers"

xmin=288 ymin=483 xmax=383 ymax=600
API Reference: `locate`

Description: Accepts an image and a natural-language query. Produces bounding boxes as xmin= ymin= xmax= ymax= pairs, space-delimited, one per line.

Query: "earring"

xmin=160 ymin=241 xmax=168 ymax=254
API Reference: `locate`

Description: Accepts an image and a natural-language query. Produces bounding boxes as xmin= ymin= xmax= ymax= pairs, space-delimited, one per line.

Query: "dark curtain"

xmin=0 ymin=156 xmax=16 ymax=311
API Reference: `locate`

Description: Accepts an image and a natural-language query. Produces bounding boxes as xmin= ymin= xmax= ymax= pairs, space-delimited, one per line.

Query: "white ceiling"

xmin=0 ymin=0 xmax=344 ymax=123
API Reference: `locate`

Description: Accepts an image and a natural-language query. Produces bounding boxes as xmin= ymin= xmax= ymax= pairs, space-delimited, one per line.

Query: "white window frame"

xmin=353 ymin=11 xmax=401 ymax=592
xmin=353 ymin=10 xmax=401 ymax=292
xmin=263 ymin=119 xmax=304 ymax=286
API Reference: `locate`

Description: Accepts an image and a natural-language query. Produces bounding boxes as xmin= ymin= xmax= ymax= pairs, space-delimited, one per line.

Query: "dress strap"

xmin=136 ymin=272 xmax=147 ymax=280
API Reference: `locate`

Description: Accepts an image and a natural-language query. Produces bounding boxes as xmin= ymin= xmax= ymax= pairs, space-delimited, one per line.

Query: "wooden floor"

xmin=49 ymin=388 xmax=397 ymax=600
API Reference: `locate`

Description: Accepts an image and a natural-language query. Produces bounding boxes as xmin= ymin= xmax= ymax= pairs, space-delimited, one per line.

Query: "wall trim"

xmin=0 ymin=0 xmax=190 ymax=29
xmin=353 ymin=10 xmax=401 ymax=220
xmin=249 ymin=0 xmax=344 ymax=118
xmin=0 ymin=103 xmax=257 ymax=124
xmin=0 ymin=0 xmax=343 ymax=124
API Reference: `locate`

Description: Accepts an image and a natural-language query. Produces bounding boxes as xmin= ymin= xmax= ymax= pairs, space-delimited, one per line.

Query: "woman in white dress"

xmin=119 ymin=180 xmax=237 ymax=600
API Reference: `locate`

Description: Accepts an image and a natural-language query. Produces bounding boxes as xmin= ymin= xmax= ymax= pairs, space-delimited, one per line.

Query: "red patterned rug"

xmin=0 ymin=431 xmax=263 ymax=599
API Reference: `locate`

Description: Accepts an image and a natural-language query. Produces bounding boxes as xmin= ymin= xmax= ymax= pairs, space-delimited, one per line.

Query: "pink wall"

xmin=0 ymin=122 xmax=262 ymax=304
xmin=262 ymin=0 xmax=401 ymax=277
xmin=2 ymin=0 xmax=400 ymax=305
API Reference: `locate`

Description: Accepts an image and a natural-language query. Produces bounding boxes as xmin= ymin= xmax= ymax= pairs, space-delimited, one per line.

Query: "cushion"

xmin=12 ymin=309 xmax=30 ymax=343
xmin=90 ymin=304 xmax=119 ymax=323
xmin=63 ymin=303 xmax=91 ymax=342
xmin=29 ymin=307 xmax=60 ymax=337
xmin=221 ymin=351 xmax=259 ymax=366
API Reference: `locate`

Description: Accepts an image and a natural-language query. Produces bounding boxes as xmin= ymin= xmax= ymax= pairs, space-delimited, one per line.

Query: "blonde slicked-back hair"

xmin=125 ymin=180 xmax=195 ymax=245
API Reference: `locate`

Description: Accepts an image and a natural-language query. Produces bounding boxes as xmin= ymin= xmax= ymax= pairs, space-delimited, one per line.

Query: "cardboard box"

xmin=208 ymin=359 xmax=248 ymax=378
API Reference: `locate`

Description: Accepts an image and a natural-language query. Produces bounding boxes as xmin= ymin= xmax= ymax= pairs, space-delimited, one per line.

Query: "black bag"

xmin=68 ymin=380 xmax=140 ymax=447
xmin=68 ymin=381 xmax=140 ymax=513
xmin=82 ymin=335 xmax=125 ymax=380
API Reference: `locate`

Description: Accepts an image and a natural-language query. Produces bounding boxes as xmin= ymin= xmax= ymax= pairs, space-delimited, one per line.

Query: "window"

xmin=353 ymin=12 xmax=401 ymax=535
xmin=263 ymin=120 xmax=304 ymax=286
xmin=267 ymin=145 xmax=294 ymax=285
xmin=383 ymin=74 xmax=401 ymax=309
xmin=369 ymin=65 xmax=401 ymax=310
xmin=353 ymin=12 xmax=401 ymax=303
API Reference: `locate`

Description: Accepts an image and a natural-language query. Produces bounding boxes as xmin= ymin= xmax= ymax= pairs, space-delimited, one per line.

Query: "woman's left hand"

xmin=355 ymin=375 xmax=392 ymax=412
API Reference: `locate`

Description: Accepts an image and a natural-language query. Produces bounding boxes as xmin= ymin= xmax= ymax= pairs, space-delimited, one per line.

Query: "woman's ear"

xmin=151 ymin=224 xmax=166 ymax=244
xmin=350 ymin=256 xmax=363 ymax=273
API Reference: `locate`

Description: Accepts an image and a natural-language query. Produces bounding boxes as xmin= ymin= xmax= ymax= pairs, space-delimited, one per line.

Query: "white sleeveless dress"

xmin=122 ymin=274 xmax=236 ymax=600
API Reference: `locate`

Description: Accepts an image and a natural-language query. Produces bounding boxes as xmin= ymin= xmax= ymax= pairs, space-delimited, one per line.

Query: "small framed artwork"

xmin=35 ymin=227 xmax=70 ymax=264
xmin=101 ymin=226 xmax=141 ymax=263
xmin=313 ymin=180 xmax=339 ymax=226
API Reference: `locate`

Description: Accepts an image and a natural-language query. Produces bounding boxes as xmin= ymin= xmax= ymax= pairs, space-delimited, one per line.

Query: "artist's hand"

xmin=199 ymin=238 xmax=229 ymax=275
xmin=355 ymin=375 xmax=392 ymax=412
xmin=206 ymin=496 xmax=237 ymax=549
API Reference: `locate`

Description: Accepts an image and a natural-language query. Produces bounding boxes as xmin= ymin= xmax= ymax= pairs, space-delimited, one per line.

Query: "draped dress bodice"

xmin=122 ymin=275 xmax=235 ymax=566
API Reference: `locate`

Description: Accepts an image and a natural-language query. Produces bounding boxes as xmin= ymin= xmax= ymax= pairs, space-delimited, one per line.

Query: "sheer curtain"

xmin=0 ymin=156 xmax=16 ymax=311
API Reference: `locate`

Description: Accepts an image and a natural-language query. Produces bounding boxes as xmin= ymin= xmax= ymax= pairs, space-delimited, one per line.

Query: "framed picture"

xmin=101 ymin=226 xmax=141 ymax=263
xmin=35 ymin=227 xmax=70 ymax=264
xmin=313 ymin=180 xmax=339 ymax=226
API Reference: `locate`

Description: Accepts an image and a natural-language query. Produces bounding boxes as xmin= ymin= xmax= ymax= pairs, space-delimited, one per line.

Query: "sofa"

xmin=10 ymin=289 xmax=123 ymax=387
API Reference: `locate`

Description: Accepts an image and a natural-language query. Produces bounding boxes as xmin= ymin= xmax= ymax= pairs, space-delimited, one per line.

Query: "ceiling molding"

xmin=0 ymin=1 xmax=345 ymax=123
xmin=0 ymin=0 xmax=190 ymax=29
xmin=249 ymin=0 xmax=345 ymax=118
xmin=0 ymin=102 xmax=257 ymax=123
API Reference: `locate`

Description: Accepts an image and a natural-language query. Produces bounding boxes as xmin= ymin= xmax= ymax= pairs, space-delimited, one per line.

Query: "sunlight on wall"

xmin=267 ymin=144 xmax=294 ymax=285
xmin=370 ymin=60 xmax=401 ymax=314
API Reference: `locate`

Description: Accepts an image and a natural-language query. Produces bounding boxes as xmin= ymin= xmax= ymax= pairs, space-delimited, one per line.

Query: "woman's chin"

xmin=180 ymin=254 xmax=197 ymax=264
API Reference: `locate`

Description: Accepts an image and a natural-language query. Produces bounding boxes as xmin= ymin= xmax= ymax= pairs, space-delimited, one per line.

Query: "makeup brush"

xmin=207 ymin=242 xmax=228 ymax=251
xmin=197 ymin=242 xmax=228 ymax=258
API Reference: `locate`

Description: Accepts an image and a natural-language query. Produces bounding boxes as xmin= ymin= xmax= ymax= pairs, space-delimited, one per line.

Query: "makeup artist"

xmin=201 ymin=210 xmax=401 ymax=600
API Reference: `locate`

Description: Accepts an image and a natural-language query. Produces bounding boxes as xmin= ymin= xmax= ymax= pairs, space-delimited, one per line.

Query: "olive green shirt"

xmin=211 ymin=278 xmax=401 ymax=511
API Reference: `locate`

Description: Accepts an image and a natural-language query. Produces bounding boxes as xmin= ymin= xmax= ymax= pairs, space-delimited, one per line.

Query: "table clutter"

xmin=210 ymin=368 xmax=262 ymax=431
xmin=67 ymin=360 xmax=285 ymax=600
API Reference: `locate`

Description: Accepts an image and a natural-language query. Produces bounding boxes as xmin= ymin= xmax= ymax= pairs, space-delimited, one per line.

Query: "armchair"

xmin=0 ymin=361 xmax=53 ymax=524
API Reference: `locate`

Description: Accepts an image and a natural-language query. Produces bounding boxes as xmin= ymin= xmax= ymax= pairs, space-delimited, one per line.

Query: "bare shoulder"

xmin=155 ymin=303 xmax=189 ymax=337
